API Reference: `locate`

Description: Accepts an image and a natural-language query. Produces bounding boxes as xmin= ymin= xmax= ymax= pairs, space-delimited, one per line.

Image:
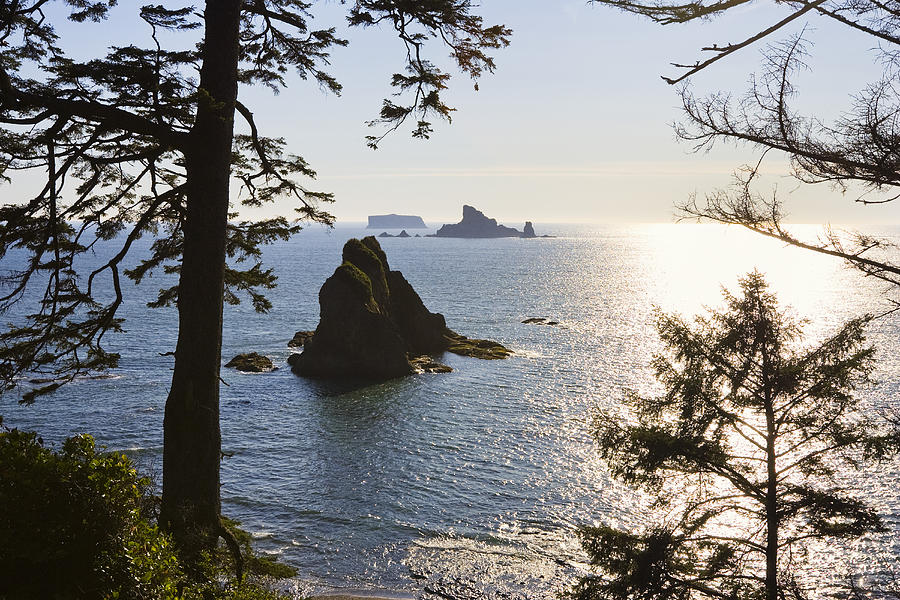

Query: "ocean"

xmin=2 ymin=223 xmax=899 ymax=598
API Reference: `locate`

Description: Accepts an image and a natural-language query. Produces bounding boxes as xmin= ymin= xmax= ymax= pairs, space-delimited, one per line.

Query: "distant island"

xmin=433 ymin=205 xmax=538 ymax=238
xmin=378 ymin=230 xmax=414 ymax=238
xmin=367 ymin=214 xmax=427 ymax=229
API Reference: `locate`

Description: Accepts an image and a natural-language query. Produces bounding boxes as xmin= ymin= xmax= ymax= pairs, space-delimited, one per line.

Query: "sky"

xmin=29 ymin=1 xmax=900 ymax=225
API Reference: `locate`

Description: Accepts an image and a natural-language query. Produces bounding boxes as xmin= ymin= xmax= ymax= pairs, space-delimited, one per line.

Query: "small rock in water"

xmin=225 ymin=352 xmax=275 ymax=372
xmin=410 ymin=355 xmax=452 ymax=373
xmin=521 ymin=317 xmax=547 ymax=324
xmin=445 ymin=335 xmax=512 ymax=359
xmin=522 ymin=317 xmax=559 ymax=326
xmin=288 ymin=330 xmax=315 ymax=348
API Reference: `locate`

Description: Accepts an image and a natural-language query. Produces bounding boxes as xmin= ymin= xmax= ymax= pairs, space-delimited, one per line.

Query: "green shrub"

xmin=0 ymin=418 xmax=297 ymax=600
xmin=218 ymin=517 xmax=298 ymax=581
xmin=0 ymin=418 xmax=183 ymax=599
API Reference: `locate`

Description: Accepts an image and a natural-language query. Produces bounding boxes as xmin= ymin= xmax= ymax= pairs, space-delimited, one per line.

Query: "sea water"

xmin=2 ymin=223 xmax=899 ymax=598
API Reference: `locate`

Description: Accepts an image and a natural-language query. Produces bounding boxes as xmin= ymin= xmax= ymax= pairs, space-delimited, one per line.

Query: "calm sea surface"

xmin=3 ymin=223 xmax=900 ymax=598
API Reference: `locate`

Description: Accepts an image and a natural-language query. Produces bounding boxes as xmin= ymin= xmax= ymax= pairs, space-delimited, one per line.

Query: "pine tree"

xmin=0 ymin=1 xmax=509 ymax=556
xmin=573 ymin=272 xmax=898 ymax=600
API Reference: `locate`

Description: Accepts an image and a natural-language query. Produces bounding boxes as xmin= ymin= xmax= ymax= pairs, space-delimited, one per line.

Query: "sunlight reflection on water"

xmin=2 ymin=223 xmax=899 ymax=598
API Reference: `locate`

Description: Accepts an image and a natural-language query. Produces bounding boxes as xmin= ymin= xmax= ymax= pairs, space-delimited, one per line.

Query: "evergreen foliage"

xmin=0 ymin=416 xmax=297 ymax=600
xmin=0 ymin=417 xmax=183 ymax=599
xmin=573 ymin=272 xmax=899 ymax=600
xmin=0 ymin=0 xmax=509 ymax=554
xmin=0 ymin=0 xmax=510 ymax=399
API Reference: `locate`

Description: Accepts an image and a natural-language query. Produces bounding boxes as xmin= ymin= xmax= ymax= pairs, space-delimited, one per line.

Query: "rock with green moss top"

xmin=225 ymin=352 xmax=275 ymax=372
xmin=445 ymin=335 xmax=513 ymax=359
xmin=342 ymin=237 xmax=390 ymax=308
xmin=287 ymin=330 xmax=315 ymax=348
xmin=292 ymin=236 xmax=510 ymax=380
xmin=289 ymin=237 xmax=412 ymax=379
xmin=410 ymin=355 xmax=453 ymax=373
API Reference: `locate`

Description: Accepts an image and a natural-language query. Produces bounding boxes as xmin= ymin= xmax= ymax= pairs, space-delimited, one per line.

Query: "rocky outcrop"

xmin=288 ymin=331 xmax=315 ymax=348
xmin=523 ymin=221 xmax=536 ymax=238
xmin=367 ymin=214 xmax=427 ymax=229
xmin=225 ymin=352 xmax=275 ymax=372
xmin=378 ymin=229 xmax=413 ymax=238
xmin=410 ymin=355 xmax=453 ymax=374
xmin=290 ymin=236 xmax=511 ymax=379
xmin=522 ymin=317 xmax=559 ymax=326
xmin=434 ymin=205 xmax=527 ymax=238
xmin=446 ymin=336 xmax=512 ymax=359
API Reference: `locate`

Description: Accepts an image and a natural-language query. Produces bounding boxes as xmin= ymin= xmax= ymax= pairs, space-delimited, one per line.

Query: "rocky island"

xmin=367 ymin=214 xmax=427 ymax=229
xmin=289 ymin=236 xmax=511 ymax=379
xmin=434 ymin=205 xmax=537 ymax=238
xmin=378 ymin=229 xmax=412 ymax=238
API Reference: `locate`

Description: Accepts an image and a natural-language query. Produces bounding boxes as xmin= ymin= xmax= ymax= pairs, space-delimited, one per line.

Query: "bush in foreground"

xmin=0 ymin=418 xmax=294 ymax=600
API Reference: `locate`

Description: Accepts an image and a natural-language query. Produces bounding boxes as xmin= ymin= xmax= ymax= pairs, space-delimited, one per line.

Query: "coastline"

xmin=309 ymin=597 xmax=403 ymax=600
xmin=307 ymin=586 xmax=414 ymax=600
xmin=309 ymin=594 xmax=413 ymax=600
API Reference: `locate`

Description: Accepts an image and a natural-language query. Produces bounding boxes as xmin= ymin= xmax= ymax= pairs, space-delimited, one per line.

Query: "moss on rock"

xmin=293 ymin=237 xmax=511 ymax=380
xmin=333 ymin=261 xmax=375 ymax=304
xmin=225 ymin=352 xmax=275 ymax=372
xmin=342 ymin=237 xmax=390 ymax=308
xmin=287 ymin=331 xmax=315 ymax=348
xmin=445 ymin=335 xmax=513 ymax=360
xmin=409 ymin=355 xmax=453 ymax=373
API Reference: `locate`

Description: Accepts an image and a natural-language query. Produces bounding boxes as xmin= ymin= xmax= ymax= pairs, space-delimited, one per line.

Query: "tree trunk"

xmin=754 ymin=296 xmax=779 ymax=600
xmin=160 ymin=0 xmax=242 ymax=559
xmin=761 ymin=330 xmax=779 ymax=600
xmin=765 ymin=413 xmax=778 ymax=600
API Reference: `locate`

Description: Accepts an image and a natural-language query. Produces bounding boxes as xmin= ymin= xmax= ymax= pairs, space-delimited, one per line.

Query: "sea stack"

xmin=289 ymin=237 xmax=511 ymax=379
xmin=434 ymin=205 xmax=537 ymax=238
xmin=523 ymin=221 xmax=536 ymax=238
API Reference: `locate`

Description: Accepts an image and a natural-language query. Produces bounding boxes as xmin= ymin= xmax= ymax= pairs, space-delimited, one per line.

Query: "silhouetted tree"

xmin=0 ymin=1 xmax=509 ymax=558
xmin=590 ymin=0 xmax=900 ymax=307
xmin=572 ymin=272 xmax=898 ymax=600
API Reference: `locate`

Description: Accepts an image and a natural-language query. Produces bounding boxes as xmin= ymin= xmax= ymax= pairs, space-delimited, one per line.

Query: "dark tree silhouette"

xmin=572 ymin=272 xmax=898 ymax=600
xmin=0 ymin=0 xmax=509 ymax=557
xmin=590 ymin=0 xmax=900 ymax=307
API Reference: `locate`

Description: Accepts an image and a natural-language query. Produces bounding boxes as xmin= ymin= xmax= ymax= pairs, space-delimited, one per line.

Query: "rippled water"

xmin=3 ymin=223 xmax=899 ymax=598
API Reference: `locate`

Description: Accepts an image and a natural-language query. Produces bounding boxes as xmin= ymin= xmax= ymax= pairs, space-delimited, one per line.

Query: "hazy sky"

xmin=38 ymin=2 xmax=900 ymax=225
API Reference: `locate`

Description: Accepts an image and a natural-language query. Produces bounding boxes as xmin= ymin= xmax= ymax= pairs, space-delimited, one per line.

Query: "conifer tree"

xmin=573 ymin=272 xmax=897 ymax=600
xmin=0 ymin=1 xmax=509 ymax=556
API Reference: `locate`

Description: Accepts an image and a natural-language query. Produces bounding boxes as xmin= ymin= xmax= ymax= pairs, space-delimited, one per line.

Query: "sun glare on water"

xmin=619 ymin=222 xmax=900 ymax=594
xmin=640 ymin=223 xmax=893 ymax=329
